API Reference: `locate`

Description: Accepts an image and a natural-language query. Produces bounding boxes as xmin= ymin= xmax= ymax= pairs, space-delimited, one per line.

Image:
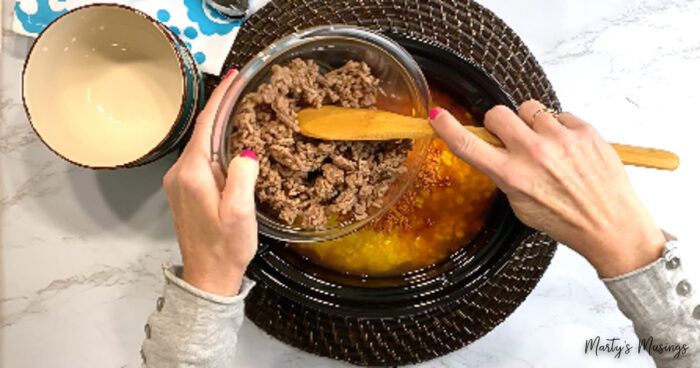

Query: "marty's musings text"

xmin=585 ymin=336 xmax=689 ymax=359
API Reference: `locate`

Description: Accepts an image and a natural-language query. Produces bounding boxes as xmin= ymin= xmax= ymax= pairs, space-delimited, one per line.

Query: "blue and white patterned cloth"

xmin=12 ymin=0 xmax=270 ymax=74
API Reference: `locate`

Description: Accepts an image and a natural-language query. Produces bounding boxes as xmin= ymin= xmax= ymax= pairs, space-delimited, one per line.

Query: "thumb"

xmin=429 ymin=107 xmax=505 ymax=176
xmin=220 ymin=152 xmax=259 ymax=223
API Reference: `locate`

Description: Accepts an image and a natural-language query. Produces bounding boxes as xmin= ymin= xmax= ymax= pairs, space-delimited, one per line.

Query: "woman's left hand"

xmin=163 ymin=70 xmax=259 ymax=297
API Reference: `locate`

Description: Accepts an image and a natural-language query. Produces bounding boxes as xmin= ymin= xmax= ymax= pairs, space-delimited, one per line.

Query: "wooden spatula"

xmin=298 ymin=106 xmax=679 ymax=171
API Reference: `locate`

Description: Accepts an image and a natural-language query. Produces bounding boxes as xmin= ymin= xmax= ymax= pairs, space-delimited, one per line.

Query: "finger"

xmin=186 ymin=69 xmax=239 ymax=156
xmin=557 ymin=112 xmax=587 ymax=130
xmin=517 ymin=99 xmax=565 ymax=135
xmin=430 ymin=108 xmax=507 ymax=176
xmin=484 ymin=105 xmax=538 ymax=148
xmin=220 ymin=152 xmax=259 ymax=223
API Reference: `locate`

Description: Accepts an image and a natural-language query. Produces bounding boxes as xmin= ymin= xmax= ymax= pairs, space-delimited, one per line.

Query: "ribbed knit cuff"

xmin=603 ymin=257 xmax=681 ymax=322
xmin=162 ymin=263 xmax=255 ymax=305
xmin=602 ymin=234 xmax=699 ymax=366
xmin=141 ymin=264 xmax=256 ymax=367
xmin=602 ymin=233 xmax=689 ymax=322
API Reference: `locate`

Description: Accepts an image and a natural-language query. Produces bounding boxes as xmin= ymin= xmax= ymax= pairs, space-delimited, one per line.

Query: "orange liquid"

xmin=289 ymin=87 xmax=499 ymax=276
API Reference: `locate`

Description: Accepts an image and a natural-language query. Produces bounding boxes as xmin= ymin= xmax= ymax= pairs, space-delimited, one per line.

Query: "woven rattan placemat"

xmin=211 ymin=0 xmax=560 ymax=365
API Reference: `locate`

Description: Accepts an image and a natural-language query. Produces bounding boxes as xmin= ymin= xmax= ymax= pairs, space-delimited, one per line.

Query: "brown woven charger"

xmin=210 ymin=0 xmax=561 ymax=365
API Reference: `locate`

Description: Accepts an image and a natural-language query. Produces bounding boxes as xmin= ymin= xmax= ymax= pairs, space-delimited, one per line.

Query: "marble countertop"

xmin=1 ymin=0 xmax=699 ymax=367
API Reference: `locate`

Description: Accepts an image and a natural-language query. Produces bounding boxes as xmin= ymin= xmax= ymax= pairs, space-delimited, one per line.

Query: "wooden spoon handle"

xmin=296 ymin=106 xmax=679 ymax=171
xmin=464 ymin=126 xmax=503 ymax=147
xmin=465 ymin=126 xmax=679 ymax=171
xmin=609 ymin=143 xmax=679 ymax=170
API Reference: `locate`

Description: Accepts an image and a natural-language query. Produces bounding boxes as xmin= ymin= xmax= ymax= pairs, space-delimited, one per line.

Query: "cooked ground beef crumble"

xmin=230 ymin=59 xmax=411 ymax=229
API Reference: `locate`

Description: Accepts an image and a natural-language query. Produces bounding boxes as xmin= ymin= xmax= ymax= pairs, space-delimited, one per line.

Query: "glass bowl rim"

xmin=211 ymin=24 xmax=431 ymax=242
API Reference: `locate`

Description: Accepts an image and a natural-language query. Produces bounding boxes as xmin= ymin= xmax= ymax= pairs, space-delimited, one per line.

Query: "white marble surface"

xmin=1 ymin=0 xmax=699 ymax=367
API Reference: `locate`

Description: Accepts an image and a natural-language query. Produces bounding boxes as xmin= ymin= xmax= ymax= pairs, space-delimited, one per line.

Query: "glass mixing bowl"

xmin=212 ymin=25 xmax=431 ymax=242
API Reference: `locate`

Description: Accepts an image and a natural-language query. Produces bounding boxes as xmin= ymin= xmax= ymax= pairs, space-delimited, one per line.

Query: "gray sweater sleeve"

xmin=140 ymin=263 xmax=255 ymax=368
xmin=603 ymin=235 xmax=700 ymax=367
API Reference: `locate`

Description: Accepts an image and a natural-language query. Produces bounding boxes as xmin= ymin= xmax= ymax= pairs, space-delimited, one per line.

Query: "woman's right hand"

xmin=429 ymin=101 xmax=666 ymax=278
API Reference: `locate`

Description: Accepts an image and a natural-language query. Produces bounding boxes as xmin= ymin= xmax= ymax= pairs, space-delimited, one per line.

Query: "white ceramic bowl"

xmin=23 ymin=4 xmax=202 ymax=168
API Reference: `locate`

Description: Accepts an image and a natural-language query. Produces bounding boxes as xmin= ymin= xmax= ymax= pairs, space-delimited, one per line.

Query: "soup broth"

xmin=289 ymin=86 xmax=499 ymax=276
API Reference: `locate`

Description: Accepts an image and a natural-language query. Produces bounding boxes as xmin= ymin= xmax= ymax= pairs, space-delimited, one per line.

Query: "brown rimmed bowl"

xmin=22 ymin=4 xmax=203 ymax=169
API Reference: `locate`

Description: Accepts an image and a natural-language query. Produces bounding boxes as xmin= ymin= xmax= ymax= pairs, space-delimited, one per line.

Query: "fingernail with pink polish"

xmin=225 ymin=69 xmax=236 ymax=78
xmin=240 ymin=150 xmax=257 ymax=161
xmin=429 ymin=108 xmax=441 ymax=120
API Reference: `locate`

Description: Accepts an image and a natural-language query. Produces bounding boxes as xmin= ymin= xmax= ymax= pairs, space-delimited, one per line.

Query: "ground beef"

xmin=230 ymin=59 xmax=411 ymax=229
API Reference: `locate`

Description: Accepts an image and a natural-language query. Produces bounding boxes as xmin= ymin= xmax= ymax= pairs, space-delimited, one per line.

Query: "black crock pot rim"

xmin=245 ymin=33 xmax=535 ymax=318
